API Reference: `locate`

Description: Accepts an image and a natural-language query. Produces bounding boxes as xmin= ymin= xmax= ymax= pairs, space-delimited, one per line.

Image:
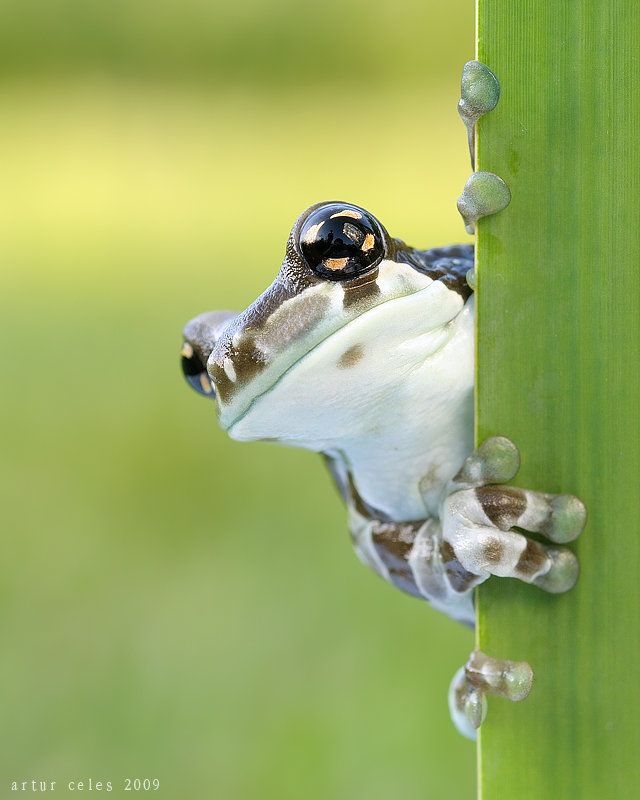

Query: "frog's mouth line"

xmin=225 ymin=282 xmax=469 ymax=435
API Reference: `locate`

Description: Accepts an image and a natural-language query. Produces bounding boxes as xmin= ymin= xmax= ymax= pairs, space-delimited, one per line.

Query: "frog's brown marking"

xmin=342 ymin=471 xmax=478 ymax=598
xmin=481 ymin=536 xmax=506 ymax=566
xmin=463 ymin=651 xmax=532 ymax=699
xmin=337 ymin=344 xmax=364 ymax=369
xmin=209 ymin=333 xmax=267 ymax=403
xmin=419 ymin=464 xmax=441 ymax=494
xmin=345 ymin=472 xmax=391 ymax=522
xmin=208 ymin=272 xmax=326 ymax=402
xmin=371 ymin=520 xmax=424 ymax=598
xmin=475 ymin=485 xmax=527 ymax=530
xmin=515 ymin=539 xmax=549 ymax=578
xmin=263 ymin=291 xmax=332 ymax=349
xmin=342 ymin=269 xmax=380 ymax=308
xmin=440 ymin=541 xmax=478 ymax=593
xmin=395 ymin=242 xmax=474 ymax=300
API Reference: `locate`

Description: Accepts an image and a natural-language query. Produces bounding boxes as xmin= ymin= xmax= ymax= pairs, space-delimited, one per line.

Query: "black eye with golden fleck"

xmin=181 ymin=342 xmax=216 ymax=399
xmin=298 ymin=203 xmax=386 ymax=281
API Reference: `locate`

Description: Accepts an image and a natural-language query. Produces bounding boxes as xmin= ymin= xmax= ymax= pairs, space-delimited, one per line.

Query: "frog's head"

xmin=182 ymin=201 xmax=472 ymax=448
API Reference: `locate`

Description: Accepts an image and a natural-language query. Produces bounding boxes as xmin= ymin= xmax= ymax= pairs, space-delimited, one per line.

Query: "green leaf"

xmin=475 ymin=2 xmax=640 ymax=797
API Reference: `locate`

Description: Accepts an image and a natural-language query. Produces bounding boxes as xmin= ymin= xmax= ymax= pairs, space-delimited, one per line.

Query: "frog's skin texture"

xmin=181 ymin=201 xmax=586 ymax=737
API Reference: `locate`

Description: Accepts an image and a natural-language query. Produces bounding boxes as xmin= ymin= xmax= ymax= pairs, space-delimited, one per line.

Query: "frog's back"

xmin=395 ymin=242 xmax=474 ymax=300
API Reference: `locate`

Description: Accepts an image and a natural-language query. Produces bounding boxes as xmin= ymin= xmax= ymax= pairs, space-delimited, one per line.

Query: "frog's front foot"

xmin=442 ymin=437 xmax=586 ymax=737
xmin=449 ymin=650 xmax=533 ymax=739
xmin=443 ymin=437 xmax=586 ymax=592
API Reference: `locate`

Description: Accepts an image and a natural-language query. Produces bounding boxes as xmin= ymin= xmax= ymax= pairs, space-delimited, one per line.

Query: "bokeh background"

xmin=1 ymin=2 xmax=476 ymax=797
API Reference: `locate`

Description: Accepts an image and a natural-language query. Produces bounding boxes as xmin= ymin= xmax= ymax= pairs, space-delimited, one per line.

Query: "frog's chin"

xmin=224 ymin=283 xmax=473 ymax=445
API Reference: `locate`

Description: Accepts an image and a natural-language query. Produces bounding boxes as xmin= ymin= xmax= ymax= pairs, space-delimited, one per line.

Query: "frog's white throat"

xmin=229 ymin=288 xmax=475 ymax=521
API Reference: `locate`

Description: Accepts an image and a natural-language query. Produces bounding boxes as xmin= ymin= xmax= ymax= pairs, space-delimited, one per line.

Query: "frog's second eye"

xmin=298 ymin=203 xmax=386 ymax=281
xmin=181 ymin=342 xmax=215 ymax=399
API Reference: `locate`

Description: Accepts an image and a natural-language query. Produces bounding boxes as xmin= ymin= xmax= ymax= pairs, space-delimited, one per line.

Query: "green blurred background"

xmin=1 ymin=1 xmax=476 ymax=797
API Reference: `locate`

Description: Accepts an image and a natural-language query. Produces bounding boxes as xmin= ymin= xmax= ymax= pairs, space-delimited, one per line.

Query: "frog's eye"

xmin=298 ymin=202 xmax=386 ymax=281
xmin=181 ymin=342 xmax=215 ymax=399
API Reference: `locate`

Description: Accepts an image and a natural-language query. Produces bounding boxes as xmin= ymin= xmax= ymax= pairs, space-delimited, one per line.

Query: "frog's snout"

xmin=181 ymin=341 xmax=216 ymax=399
xmin=181 ymin=309 xmax=238 ymax=401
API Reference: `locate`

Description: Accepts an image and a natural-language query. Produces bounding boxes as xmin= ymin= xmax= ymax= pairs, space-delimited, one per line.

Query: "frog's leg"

xmin=348 ymin=512 xmax=483 ymax=627
xmin=328 ymin=452 xmax=479 ymax=626
xmin=449 ymin=650 xmax=533 ymax=739
xmin=442 ymin=437 xmax=586 ymax=591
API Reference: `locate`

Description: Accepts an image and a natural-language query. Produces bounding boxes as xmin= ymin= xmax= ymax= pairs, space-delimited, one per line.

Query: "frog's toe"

xmin=452 ymin=438 xmax=587 ymax=543
xmin=457 ymin=172 xmax=511 ymax=235
xmin=449 ymin=651 xmax=533 ymax=739
xmin=541 ymin=494 xmax=587 ymax=544
xmin=449 ymin=666 xmax=486 ymax=740
xmin=444 ymin=440 xmax=586 ymax=591
xmin=458 ymin=60 xmax=501 ymax=168
xmin=532 ymin=547 xmax=579 ymax=593
xmin=453 ymin=436 xmax=520 ymax=488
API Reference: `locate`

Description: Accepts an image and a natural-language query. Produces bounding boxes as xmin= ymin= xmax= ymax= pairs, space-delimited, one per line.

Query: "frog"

xmin=180 ymin=200 xmax=586 ymax=738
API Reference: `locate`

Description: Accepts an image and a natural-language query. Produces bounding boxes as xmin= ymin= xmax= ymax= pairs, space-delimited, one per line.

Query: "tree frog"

xmin=181 ymin=201 xmax=586 ymax=737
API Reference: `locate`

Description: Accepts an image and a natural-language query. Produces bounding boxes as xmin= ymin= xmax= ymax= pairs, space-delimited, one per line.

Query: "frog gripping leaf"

xmin=180 ymin=199 xmax=586 ymax=738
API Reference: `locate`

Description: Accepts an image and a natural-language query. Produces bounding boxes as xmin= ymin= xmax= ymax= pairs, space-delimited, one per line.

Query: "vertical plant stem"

xmin=475 ymin=2 xmax=640 ymax=797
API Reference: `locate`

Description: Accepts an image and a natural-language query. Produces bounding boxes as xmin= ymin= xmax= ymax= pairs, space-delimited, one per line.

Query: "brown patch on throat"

xmin=337 ymin=344 xmax=364 ymax=369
